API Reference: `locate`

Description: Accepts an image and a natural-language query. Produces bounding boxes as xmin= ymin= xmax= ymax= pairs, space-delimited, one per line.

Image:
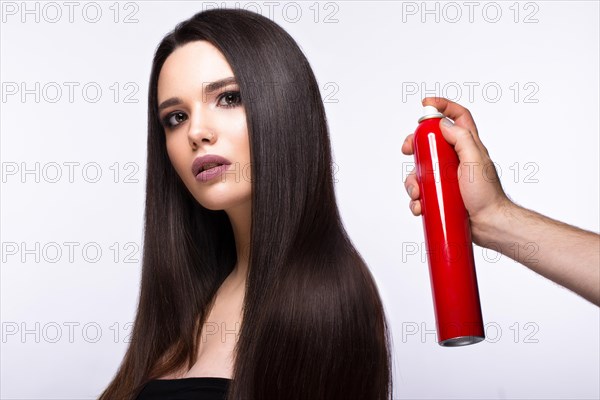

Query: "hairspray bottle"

xmin=412 ymin=105 xmax=485 ymax=346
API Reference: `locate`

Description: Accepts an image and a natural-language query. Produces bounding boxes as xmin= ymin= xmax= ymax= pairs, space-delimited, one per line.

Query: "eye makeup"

xmin=160 ymin=88 xmax=242 ymax=129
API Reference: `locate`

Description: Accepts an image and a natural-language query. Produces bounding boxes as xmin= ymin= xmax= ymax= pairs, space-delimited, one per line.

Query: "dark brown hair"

xmin=99 ymin=8 xmax=393 ymax=400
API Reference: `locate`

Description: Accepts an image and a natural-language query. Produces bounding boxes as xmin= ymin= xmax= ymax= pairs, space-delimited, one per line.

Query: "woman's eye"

xmin=162 ymin=112 xmax=187 ymax=128
xmin=160 ymin=92 xmax=240 ymax=128
xmin=217 ymin=91 xmax=242 ymax=108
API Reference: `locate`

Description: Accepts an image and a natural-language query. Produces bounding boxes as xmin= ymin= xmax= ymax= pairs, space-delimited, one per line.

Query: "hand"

xmin=401 ymin=97 xmax=512 ymax=245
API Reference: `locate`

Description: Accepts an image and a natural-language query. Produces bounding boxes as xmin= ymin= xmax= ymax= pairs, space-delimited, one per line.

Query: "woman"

xmin=99 ymin=8 xmax=393 ymax=400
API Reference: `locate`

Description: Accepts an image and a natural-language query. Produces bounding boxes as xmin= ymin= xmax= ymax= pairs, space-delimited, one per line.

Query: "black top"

xmin=135 ymin=377 xmax=231 ymax=400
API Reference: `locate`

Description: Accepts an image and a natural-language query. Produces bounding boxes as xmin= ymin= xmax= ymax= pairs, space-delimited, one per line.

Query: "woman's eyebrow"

xmin=204 ymin=76 xmax=237 ymax=94
xmin=158 ymin=77 xmax=238 ymax=112
xmin=158 ymin=97 xmax=182 ymax=112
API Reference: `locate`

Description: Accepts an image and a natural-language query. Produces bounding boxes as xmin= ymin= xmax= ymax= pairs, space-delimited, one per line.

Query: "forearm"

xmin=472 ymin=201 xmax=600 ymax=306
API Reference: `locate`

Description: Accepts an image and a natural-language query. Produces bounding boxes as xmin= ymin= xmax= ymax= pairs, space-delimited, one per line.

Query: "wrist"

xmin=470 ymin=196 xmax=519 ymax=248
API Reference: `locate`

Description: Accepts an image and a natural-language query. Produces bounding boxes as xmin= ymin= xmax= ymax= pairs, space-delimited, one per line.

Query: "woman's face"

xmin=157 ymin=40 xmax=251 ymax=212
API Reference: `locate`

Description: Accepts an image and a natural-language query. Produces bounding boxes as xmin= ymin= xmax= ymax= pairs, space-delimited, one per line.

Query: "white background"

xmin=1 ymin=1 xmax=599 ymax=399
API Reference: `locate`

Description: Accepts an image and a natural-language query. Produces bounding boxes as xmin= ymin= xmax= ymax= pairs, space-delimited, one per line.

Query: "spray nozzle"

xmin=418 ymin=105 xmax=445 ymax=123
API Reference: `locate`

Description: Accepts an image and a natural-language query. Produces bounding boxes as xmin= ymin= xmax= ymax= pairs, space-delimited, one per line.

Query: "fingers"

xmin=409 ymin=199 xmax=422 ymax=216
xmin=438 ymin=119 xmax=486 ymax=164
xmin=425 ymin=97 xmax=489 ymax=156
xmin=405 ymin=168 xmax=420 ymax=200
xmin=401 ymin=134 xmax=414 ymax=155
xmin=422 ymin=97 xmax=480 ymax=139
xmin=405 ymin=168 xmax=421 ymax=216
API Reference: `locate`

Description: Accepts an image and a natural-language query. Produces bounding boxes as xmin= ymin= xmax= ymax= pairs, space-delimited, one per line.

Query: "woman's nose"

xmin=187 ymin=105 xmax=215 ymax=149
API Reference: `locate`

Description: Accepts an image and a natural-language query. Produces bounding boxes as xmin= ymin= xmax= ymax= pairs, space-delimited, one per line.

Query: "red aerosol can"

xmin=413 ymin=105 xmax=485 ymax=346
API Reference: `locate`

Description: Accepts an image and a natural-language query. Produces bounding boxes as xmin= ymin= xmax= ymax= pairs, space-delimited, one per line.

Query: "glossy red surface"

xmin=413 ymin=117 xmax=485 ymax=346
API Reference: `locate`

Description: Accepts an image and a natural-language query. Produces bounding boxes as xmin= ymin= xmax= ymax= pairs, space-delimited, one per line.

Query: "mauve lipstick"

xmin=192 ymin=154 xmax=232 ymax=182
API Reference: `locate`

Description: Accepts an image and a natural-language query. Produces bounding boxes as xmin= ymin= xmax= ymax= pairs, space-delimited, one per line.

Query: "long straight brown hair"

xmin=99 ymin=8 xmax=393 ymax=400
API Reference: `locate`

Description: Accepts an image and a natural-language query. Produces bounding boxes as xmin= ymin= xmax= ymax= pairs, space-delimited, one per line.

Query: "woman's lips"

xmin=195 ymin=164 xmax=231 ymax=182
xmin=191 ymin=154 xmax=232 ymax=176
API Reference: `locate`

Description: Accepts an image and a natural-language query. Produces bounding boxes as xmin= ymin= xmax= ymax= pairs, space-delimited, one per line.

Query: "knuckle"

xmin=454 ymin=125 xmax=473 ymax=138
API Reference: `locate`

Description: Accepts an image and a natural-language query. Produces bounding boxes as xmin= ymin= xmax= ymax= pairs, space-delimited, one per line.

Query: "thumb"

xmin=439 ymin=118 xmax=483 ymax=164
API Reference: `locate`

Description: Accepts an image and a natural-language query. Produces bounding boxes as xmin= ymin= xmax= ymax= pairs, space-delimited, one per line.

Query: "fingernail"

xmin=441 ymin=118 xmax=454 ymax=127
xmin=410 ymin=201 xmax=415 ymax=211
xmin=407 ymin=185 xmax=413 ymax=197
